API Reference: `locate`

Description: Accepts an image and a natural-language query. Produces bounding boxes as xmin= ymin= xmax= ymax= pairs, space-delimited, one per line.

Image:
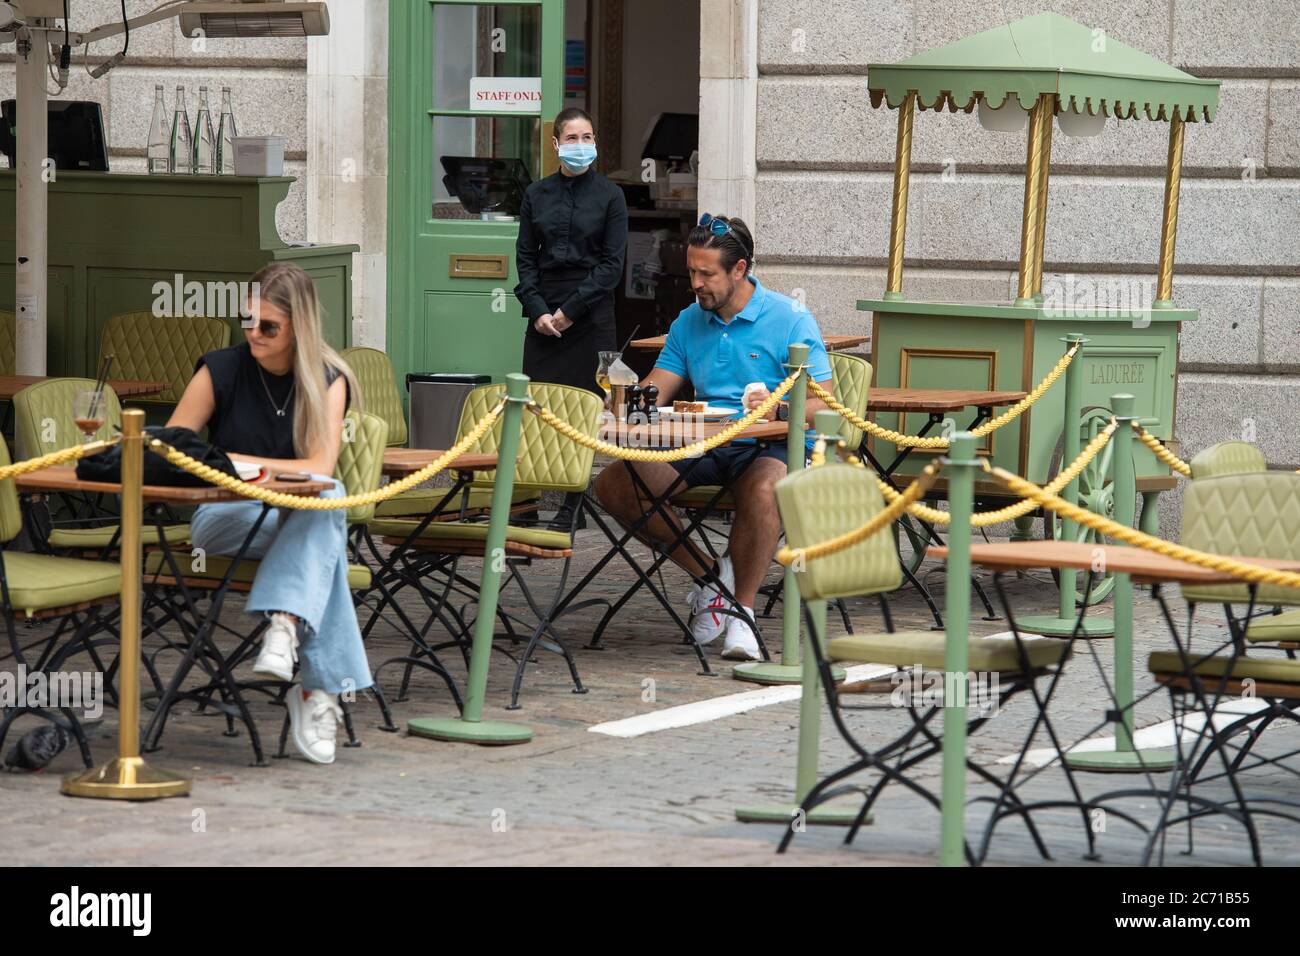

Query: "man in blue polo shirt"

xmin=593 ymin=214 xmax=834 ymax=661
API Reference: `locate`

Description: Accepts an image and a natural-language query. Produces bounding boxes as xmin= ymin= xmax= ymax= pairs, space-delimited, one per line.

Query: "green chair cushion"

xmin=341 ymin=347 xmax=408 ymax=447
xmin=1148 ymin=650 xmax=1300 ymax=686
xmin=144 ymin=552 xmax=371 ymax=590
xmin=2 ymin=551 xmax=122 ymax=615
xmin=671 ymin=485 xmax=733 ymax=509
xmin=100 ymin=311 xmax=231 ymax=404
xmin=828 ymin=631 xmax=1070 ymax=673
xmin=372 ymin=485 xmax=537 ymax=519
xmin=371 ymin=518 xmax=571 ymax=551
xmin=1246 ymin=609 xmax=1300 ymax=644
xmin=48 ymin=523 xmax=190 ymax=550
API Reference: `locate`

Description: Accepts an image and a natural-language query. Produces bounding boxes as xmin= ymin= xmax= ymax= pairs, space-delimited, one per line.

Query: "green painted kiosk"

xmin=860 ymin=12 xmax=1219 ymax=626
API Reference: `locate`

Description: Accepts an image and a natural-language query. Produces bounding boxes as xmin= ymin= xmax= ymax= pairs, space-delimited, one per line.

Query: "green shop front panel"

xmin=864 ymin=300 xmax=1191 ymax=495
xmin=421 ymin=288 xmax=525 ymax=376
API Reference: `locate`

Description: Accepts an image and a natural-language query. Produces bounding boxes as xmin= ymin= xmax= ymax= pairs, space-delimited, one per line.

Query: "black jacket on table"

xmin=513 ymin=169 xmax=628 ymax=324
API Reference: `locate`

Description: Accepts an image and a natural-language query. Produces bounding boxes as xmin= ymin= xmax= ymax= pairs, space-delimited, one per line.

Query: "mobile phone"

xmin=276 ymin=472 xmax=312 ymax=482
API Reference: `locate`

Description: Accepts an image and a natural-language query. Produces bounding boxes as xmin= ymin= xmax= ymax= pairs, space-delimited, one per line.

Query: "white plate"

xmin=656 ymin=405 xmax=738 ymax=420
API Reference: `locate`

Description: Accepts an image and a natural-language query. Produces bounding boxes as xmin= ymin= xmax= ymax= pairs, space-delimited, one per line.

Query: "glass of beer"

xmin=72 ymin=389 xmax=105 ymax=442
xmin=596 ymin=351 xmax=617 ymax=410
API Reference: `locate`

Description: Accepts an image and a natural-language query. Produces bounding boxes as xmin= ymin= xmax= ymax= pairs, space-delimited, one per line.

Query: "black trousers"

xmin=522 ymin=273 xmax=616 ymax=397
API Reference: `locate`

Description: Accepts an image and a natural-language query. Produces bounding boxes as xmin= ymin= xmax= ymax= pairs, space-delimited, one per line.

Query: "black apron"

xmin=522 ymin=269 xmax=616 ymax=395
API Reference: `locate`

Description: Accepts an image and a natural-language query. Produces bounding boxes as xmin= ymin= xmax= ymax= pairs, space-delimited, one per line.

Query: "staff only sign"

xmin=470 ymin=76 xmax=542 ymax=112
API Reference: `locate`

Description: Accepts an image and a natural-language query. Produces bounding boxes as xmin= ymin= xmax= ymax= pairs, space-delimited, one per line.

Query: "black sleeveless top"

xmin=197 ymin=343 xmax=348 ymax=460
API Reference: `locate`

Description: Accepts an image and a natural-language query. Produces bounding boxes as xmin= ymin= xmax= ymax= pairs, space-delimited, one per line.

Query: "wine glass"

xmin=72 ymin=389 xmax=105 ymax=443
xmin=596 ymin=350 xmax=617 ymax=412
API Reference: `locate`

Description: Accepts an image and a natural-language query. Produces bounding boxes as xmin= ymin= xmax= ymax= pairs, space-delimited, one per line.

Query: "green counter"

xmin=0 ymin=171 xmax=357 ymax=378
xmin=860 ymin=298 xmax=1192 ymax=499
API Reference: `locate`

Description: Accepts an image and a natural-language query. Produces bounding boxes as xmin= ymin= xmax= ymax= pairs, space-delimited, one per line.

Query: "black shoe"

xmin=4 ymin=724 xmax=70 ymax=772
xmin=547 ymin=503 xmax=587 ymax=533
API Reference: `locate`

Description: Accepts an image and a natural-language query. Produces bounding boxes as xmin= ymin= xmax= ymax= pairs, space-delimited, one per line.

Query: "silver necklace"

xmin=257 ymin=364 xmax=295 ymax=417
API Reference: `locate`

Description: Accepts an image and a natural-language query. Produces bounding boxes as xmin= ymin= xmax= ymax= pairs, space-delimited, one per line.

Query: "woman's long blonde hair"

xmin=249 ymin=262 xmax=361 ymax=459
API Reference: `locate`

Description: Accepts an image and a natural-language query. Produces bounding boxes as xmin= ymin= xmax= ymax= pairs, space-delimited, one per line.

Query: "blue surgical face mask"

xmin=557 ymin=142 xmax=597 ymax=173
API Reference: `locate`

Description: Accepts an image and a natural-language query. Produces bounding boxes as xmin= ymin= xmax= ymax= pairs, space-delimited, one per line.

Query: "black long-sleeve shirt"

xmin=514 ymin=169 xmax=628 ymax=323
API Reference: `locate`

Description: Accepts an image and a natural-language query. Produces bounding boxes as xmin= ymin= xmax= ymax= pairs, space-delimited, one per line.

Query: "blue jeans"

xmin=188 ymin=475 xmax=372 ymax=695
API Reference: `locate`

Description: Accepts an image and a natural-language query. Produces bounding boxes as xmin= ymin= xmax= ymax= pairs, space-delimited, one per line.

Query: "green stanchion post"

xmin=1018 ymin=333 xmax=1114 ymax=637
xmin=940 ymin=432 xmax=976 ymax=866
xmin=408 ymin=373 xmax=534 ymax=745
xmin=735 ymin=344 xmax=816 ymax=685
xmin=736 ymin=411 xmax=857 ymax=825
xmin=1065 ymin=393 xmax=1174 ymax=772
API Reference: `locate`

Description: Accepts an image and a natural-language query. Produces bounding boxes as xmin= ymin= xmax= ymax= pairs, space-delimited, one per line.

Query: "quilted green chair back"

xmin=1181 ymin=471 xmax=1300 ymax=606
xmin=14 ymin=378 xmax=122 ymax=460
xmin=0 ymin=433 xmax=23 ymax=544
xmin=774 ymin=462 xmax=902 ymax=602
xmin=335 ymin=411 xmax=388 ymax=525
xmin=829 ymin=352 xmax=872 ymax=451
xmin=340 ymin=347 xmax=407 ymax=447
xmin=99 ymin=311 xmax=231 ymax=404
xmin=1190 ymin=441 xmax=1267 ymax=480
xmin=0 ymin=309 xmax=14 ymax=376
xmin=458 ymin=381 xmax=601 ymax=493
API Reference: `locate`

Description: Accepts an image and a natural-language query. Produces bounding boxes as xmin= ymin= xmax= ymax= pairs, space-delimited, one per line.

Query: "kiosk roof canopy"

xmin=867 ymin=11 xmax=1220 ymax=122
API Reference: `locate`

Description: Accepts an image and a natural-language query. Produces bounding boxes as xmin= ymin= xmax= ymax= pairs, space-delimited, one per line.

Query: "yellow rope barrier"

xmin=776 ymin=461 xmax=942 ymax=566
xmin=0 ymin=436 xmax=122 ymax=481
xmin=528 ymin=368 xmax=802 ymax=463
xmin=1131 ymin=422 xmax=1193 ymax=478
xmin=986 ymin=463 xmax=1300 ymax=591
xmin=144 ymin=400 xmax=507 ymax=510
xmin=806 ymin=343 xmax=1079 ymax=450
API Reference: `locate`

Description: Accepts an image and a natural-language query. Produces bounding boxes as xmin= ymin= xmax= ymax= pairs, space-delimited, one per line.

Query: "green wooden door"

xmin=388 ymin=0 xmax=565 ymax=393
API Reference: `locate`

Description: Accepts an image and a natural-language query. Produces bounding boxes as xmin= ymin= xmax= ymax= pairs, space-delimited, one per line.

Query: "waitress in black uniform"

xmin=515 ymin=107 xmax=628 ymax=530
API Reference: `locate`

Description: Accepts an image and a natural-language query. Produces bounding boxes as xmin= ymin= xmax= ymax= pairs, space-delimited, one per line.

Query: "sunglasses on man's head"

xmin=699 ymin=213 xmax=751 ymax=257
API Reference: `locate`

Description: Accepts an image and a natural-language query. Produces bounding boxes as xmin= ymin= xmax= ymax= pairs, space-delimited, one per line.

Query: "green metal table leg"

xmin=939 ymin=433 xmax=977 ymax=866
xmin=408 ymin=373 xmax=534 ymax=746
xmin=1066 ymin=393 xmax=1174 ymax=772
xmin=1019 ymin=333 xmax=1115 ymax=638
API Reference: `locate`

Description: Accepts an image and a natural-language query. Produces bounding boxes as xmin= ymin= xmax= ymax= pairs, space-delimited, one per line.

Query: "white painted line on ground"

xmin=1001 ymin=697 xmax=1270 ymax=768
xmin=588 ymin=663 xmax=896 ymax=738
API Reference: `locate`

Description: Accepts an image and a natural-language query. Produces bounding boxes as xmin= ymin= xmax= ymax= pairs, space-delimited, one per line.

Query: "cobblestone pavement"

xmin=3 ymin=518 xmax=1296 ymax=867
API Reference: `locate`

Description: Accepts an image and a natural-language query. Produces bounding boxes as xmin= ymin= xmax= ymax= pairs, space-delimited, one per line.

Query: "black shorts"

xmin=667 ymin=442 xmax=808 ymax=488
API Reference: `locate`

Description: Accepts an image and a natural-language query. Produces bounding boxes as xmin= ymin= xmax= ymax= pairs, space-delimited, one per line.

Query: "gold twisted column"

xmin=63 ymin=409 xmax=190 ymax=800
xmin=1016 ymin=94 xmax=1052 ymax=304
xmin=1155 ymin=112 xmax=1186 ymax=307
xmin=884 ymin=91 xmax=917 ymax=300
xmin=1032 ymin=99 xmax=1055 ymax=296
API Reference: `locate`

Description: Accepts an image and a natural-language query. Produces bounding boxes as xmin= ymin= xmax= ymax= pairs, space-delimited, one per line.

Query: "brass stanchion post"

xmin=63 ymin=409 xmax=190 ymax=799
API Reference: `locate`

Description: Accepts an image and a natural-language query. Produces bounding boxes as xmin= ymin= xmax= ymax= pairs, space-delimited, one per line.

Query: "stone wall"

xmin=751 ymin=0 xmax=1300 ymax=534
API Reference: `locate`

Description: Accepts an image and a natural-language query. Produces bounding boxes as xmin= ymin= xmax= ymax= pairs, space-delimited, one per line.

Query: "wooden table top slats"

xmin=382 ymin=450 xmax=499 ymax=476
xmin=929 ymin=540 xmax=1300 ymax=586
xmin=0 ymin=376 xmax=170 ymax=401
xmin=631 ymin=334 xmax=869 ymax=353
xmin=865 ymin=388 xmax=1029 ymax=413
xmin=16 ymin=466 xmax=332 ymax=503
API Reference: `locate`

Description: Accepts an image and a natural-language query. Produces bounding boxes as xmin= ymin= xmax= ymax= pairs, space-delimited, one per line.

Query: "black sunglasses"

xmin=244 ymin=318 xmax=283 ymax=338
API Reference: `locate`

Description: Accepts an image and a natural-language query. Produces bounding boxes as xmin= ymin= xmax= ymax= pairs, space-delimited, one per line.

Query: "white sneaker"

xmin=253 ymin=613 xmax=299 ymax=681
xmin=721 ymin=607 xmax=762 ymax=661
xmin=286 ymin=688 xmax=342 ymax=765
xmin=688 ymin=555 xmax=735 ymax=646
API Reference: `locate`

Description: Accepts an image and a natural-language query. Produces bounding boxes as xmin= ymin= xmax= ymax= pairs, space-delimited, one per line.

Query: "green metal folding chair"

xmin=368 ymin=381 xmax=603 ymax=709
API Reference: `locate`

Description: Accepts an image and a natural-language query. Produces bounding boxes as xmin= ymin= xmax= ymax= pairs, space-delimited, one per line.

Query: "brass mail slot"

xmin=449 ymin=253 xmax=509 ymax=280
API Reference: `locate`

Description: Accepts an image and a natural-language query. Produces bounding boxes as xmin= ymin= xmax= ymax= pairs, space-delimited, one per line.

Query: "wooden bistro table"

xmin=630 ymin=333 xmax=869 ymax=354
xmin=16 ymin=465 xmax=332 ymax=766
xmin=930 ymin=539 xmax=1300 ymax=864
xmin=553 ymin=416 xmax=789 ymax=675
xmin=0 ymin=376 xmax=170 ymax=401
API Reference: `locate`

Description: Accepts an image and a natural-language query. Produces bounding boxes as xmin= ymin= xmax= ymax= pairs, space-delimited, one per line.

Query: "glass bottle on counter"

xmin=146 ymin=85 xmax=170 ymax=174
xmin=193 ymin=86 xmax=216 ymax=175
xmin=169 ymin=85 xmax=193 ymax=174
xmin=216 ymin=87 xmax=237 ymax=174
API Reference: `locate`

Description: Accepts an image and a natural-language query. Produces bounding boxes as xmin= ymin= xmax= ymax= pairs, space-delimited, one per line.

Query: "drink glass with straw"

xmin=73 ymin=354 xmax=114 ymax=442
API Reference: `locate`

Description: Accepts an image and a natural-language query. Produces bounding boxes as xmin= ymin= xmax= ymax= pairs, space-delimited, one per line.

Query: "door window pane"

xmin=433 ymin=115 xmax=541 ymax=220
xmin=433 ymin=3 xmax=542 ymax=112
